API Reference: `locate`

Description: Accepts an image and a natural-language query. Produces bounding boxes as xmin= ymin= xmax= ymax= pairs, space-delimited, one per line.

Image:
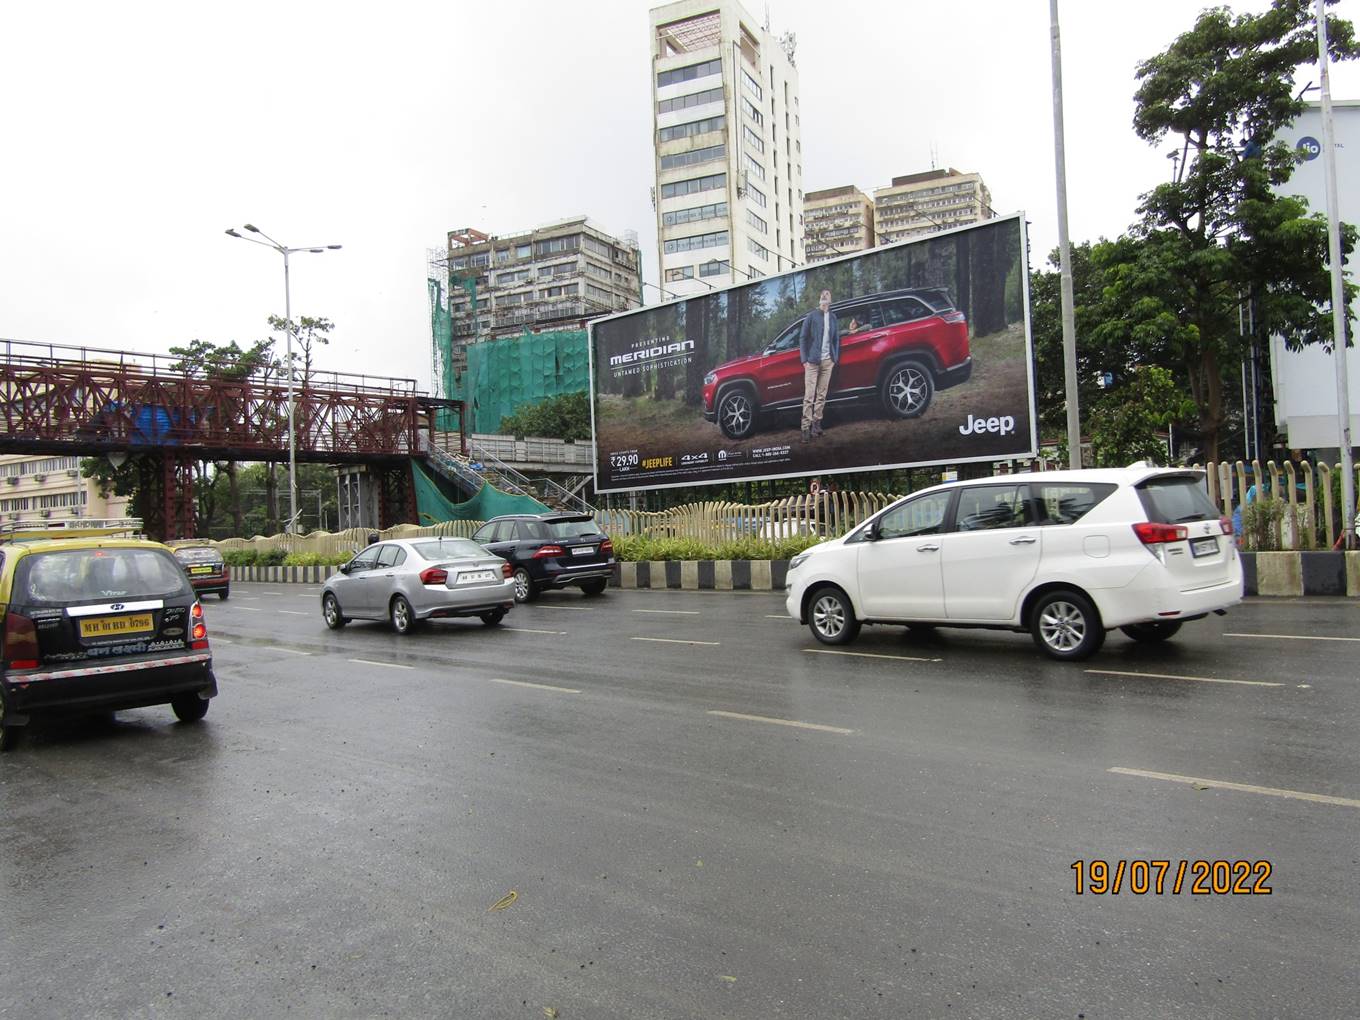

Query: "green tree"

xmin=499 ymin=391 xmax=593 ymax=441
xmin=1106 ymin=0 xmax=1359 ymax=461
xmin=267 ymin=314 xmax=333 ymax=384
xmin=1087 ymin=365 xmax=1197 ymax=467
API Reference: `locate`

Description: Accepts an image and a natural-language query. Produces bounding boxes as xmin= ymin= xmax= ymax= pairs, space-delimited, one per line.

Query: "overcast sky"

xmin=3 ymin=0 xmax=1358 ymax=393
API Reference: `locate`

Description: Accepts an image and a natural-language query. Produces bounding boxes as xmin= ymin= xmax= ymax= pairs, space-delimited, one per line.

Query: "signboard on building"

xmin=588 ymin=213 xmax=1036 ymax=492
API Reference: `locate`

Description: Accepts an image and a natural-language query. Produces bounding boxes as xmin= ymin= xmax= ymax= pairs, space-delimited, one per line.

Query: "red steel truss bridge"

xmin=0 ymin=339 xmax=465 ymax=540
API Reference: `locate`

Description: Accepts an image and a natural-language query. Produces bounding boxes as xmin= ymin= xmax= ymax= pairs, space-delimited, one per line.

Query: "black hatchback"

xmin=471 ymin=513 xmax=615 ymax=603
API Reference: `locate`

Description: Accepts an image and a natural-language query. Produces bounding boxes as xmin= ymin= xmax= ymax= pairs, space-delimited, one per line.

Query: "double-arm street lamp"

xmin=225 ymin=224 xmax=341 ymax=534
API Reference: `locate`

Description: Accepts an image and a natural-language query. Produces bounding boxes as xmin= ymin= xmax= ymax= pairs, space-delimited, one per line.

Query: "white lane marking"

xmin=1109 ymin=767 xmax=1360 ymax=809
xmin=765 ymin=614 xmax=794 ymax=620
xmin=262 ymin=591 xmax=285 ymax=596
xmin=236 ymin=597 xmax=260 ymax=601
xmin=273 ymin=647 xmax=311 ymax=656
xmin=803 ymin=648 xmax=942 ymax=663
xmin=212 ymin=638 xmax=234 ymax=645
xmin=632 ymin=609 xmax=701 ymax=615
xmin=1224 ymin=632 xmax=1360 ymax=643
xmin=502 ymin=627 xmax=568 ymax=635
xmin=532 ymin=604 xmax=593 ymax=611
xmin=706 ymin=710 xmax=854 ymax=735
xmin=297 ymin=594 xmax=316 ymax=598
xmin=348 ymin=658 xmax=413 ymax=670
xmin=238 ymin=607 xmax=263 ymax=612
xmin=631 ymin=636 xmax=721 ymax=646
xmin=488 ymin=677 xmax=580 ymax=694
xmin=279 ymin=610 xmax=309 ymax=616
xmin=1086 ymin=669 xmax=1282 ymax=688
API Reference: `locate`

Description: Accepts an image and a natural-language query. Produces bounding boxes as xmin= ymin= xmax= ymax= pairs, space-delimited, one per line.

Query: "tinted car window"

xmin=376 ymin=545 xmax=404 ymax=568
xmin=412 ymin=539 xmax=489 ymax=560
xmin=349 ymin=548 xmax=379 ymax=571
xmin=18 ymin=547 xmax=193 ymax=604
xmin=471 ymin=524 xmax=494 ymax=544
xmin=879 ymin=297 xmax=932 ymax=325
xmin=493 ymin=520 xmax=518 ymax=542
xmin=954 ymin=484 xmax=1029 ymax=531
xmin=769 ymin=324 xmax=800 ymax=352
xmin=837 ymin=306 xmax=880 ymax=334
xmin=546 ymin=520 xmax=600 ymax=540
xmin=878 ymin=492 xmax=951 ymax=539
xmin=1137 ymin=476 xmax=1221 ymax=523
xmin=1032 ymin=482 xmax=1117 ymax=525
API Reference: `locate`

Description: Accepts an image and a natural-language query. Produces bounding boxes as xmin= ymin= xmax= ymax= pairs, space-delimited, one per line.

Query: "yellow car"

xmin=0 ymin=521 xmax=217 ymax=751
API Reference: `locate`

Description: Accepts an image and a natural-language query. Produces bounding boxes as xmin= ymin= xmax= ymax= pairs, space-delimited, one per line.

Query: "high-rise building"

xmin=803 ymin=185 xmax=875 ymax=264
xmin=443 ymin=217 xmax=642 ymax=344
xmin=0 ymin=454 xmax=129 ymax=526
xmin=650 ymin=0 xmax=803 ymax=298
xmin=873 ymin=169 xmax=993 ymax=246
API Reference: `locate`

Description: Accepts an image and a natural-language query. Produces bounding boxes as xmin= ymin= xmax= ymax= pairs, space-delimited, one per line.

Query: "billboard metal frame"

xmin=587 ymin=212 xmax=1038 ymax=493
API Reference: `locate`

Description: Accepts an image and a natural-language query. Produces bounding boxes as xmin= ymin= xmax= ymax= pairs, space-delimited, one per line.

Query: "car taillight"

xmin=599 ymin=538 xmax=613 ymax=556
xmin=191 ymin=600 xmax=208 ymax=646
xmin=222 ymin=565 xmax=231 ymax=578
xmin=501 ymin=562 xmax=513 ymax=578
xmin=941 ymin=310 xmax=967 ymax=323
xmin=1219 ymin=516 xmax=1233 ymax=536
xmin=532 ymin=545 xmax=566 ymax=559
xmin=1132 ymin=522 xmax=1188 ymax=545
xmin=419 ymin=566 xmax=449 ymax=585
xmin=3 ymin=611 xmax=39 ymax=670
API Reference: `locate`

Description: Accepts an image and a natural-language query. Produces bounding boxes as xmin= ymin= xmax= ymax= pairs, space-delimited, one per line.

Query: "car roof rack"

xmin=0 ymin=518 xmax=146 ymax=544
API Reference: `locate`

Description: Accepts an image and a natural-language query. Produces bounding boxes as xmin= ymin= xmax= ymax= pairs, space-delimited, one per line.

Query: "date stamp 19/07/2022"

xmin=1072 ymin=860 xmax=1273 ymax=895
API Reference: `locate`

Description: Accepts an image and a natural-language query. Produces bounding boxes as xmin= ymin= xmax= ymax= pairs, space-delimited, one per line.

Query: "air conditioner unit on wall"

xmin=5 ymin=476 xmax=16 ymax=485
xmin=66 ymin=469 xmax=78 ymax=477
xmin=40 ymin=509 xmax=51 ymax=518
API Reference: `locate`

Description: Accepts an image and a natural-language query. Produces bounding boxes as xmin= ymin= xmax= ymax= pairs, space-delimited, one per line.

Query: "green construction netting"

xmin=413 ymin=461 xmax=547 ymax=523
xmin=436 ymin=328 xmax=589 ymax=434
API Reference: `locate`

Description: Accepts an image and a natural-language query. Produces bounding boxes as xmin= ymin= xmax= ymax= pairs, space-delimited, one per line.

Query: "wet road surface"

xmin=2 ymin=583 xmax=1358 ymax=1018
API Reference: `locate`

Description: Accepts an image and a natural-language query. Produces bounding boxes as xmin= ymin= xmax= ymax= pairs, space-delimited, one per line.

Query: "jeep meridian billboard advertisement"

xmin=589 ymin=213 xmax=1035 ymax=492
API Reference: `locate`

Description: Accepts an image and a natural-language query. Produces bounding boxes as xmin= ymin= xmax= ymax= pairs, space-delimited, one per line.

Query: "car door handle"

xmin=864 ymin=332 xmax=889 ymax=339
xmin=916 ymin=543 xmax=939 ymax=552
xmin=1008 ymin=536 xmax=1038 ymax=545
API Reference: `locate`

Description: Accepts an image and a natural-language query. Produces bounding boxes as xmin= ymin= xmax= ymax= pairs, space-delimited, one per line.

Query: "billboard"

xmin=589 ymin=213 xmax=1036 ymax=492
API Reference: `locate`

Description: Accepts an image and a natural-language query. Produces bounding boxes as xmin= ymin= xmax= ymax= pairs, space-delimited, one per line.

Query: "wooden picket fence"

xmin=208 ymin=461 xmax=1359 ymax=556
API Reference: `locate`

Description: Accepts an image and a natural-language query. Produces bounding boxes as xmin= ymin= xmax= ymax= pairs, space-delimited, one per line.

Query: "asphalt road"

xmin=2 ymin=583 xmax=1358 ymax=1019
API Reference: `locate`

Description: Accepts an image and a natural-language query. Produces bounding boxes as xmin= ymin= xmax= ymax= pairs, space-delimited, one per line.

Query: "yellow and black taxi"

xmin=0 ymin=520 xmax=216 ymax=751
xmin=169 ymin=540 xmax=230 ymax=600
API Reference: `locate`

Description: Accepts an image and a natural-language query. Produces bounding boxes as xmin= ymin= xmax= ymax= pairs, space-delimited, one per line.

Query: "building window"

xmin=746 ymin=183 xmax=767 ymax=208
xmin=542 ymin=283 xmax=578 ymax=298
xmin=534 ymin=235 xmax=580 ymax=257
xmin=662 ymin=201 xmax=728 ymax=227
xmin=748 ymin=238 xmax=769 ymax=261
xmin=583 ymin=235 xmax=613 ymax=257
xmin=658 ymin=115 xmax=726 ymax=143
xmin=516 ymin=243 xmax=531 ymax=259
xmin=665 ymin=266 xmax=695 ymax=282
xmin=699 ymin=260 xmax=726 ymax=278
xmin=742 ymin=125 xmax=764 ymax=154
xmin=663 ymin=230 xmax=729 ymax=255
xmin=498 ymin=292 xmax=529 ymax=306
xmin=741 ymin=69 xmax=763 ymax=102
xmin=657 ymin=87 xmax=724 ymax=115
xmin=660 ymin=144 xmax=726 ymax=171
xmin=657 ymin=58 xmax=722 ymax=89
xmin=585 ymin=283 xmax=615 ymax=306
xmin=741 ymin=97 xmax=764 ymax=128
xmin=660 ymin=172 xmax=727 ymax=200
xmin=743 ymin=152 xmax=765 ymax=181
xmin=470 ymin=253 xmax=491 ymax=268
xmin=496 ymin=269 xmax=530 ymax=285
xmin=538 ymin=262 xmax=575 ymax=280
xmin=746 ymin=210 xmax=767 ymax=234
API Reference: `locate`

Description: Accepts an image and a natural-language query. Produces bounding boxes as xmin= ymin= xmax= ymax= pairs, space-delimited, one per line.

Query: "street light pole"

xmin=225 ymin=225 xmax=341 ymax=534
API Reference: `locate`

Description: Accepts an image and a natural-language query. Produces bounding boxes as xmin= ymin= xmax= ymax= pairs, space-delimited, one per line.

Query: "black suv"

xmin=472 ymin=513 xmax=615 ymax=603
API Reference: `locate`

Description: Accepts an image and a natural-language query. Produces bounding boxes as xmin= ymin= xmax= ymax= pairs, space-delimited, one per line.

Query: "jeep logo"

xmin=958 ymin=413 xmax=1016 ymax=437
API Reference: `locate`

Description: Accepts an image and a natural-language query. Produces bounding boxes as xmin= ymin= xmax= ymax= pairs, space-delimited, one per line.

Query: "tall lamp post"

xmin=225 ymin=224 xmax=341 ymax=534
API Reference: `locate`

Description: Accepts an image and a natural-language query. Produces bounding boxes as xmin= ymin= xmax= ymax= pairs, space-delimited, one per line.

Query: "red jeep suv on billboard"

xmin=701 ymin=288 xmax=972 ymax=440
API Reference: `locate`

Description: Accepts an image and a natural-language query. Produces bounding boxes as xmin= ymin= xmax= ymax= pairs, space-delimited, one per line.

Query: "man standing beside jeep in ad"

xmin=799 ymin=289 xmax=840 ymax=443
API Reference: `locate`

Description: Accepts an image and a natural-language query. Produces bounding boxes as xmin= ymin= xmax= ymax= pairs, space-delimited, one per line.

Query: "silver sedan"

xmin=321 ymin=537 xmax=515 ymax=634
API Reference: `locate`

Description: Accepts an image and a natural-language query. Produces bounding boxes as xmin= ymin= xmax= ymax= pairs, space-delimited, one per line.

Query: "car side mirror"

xmin=340 ymin=561 xmax=354 ymax=574
xmin=862 ymin=522 xmax=879 ymax=542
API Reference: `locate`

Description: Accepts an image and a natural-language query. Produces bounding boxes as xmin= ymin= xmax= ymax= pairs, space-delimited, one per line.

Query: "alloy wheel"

xmin=1038 ymin=599 xmax=1086 ymax=653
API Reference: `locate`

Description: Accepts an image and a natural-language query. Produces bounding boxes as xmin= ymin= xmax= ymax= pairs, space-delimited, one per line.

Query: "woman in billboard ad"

xmin=589 ymin=214 xmax=1036 ymax=492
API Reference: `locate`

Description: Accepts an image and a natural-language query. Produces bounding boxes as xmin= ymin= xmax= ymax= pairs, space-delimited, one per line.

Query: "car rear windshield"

xmin=1136 ymin=475 xmax=1221 ymax=524
xmin=523 ymin=519 xmax=600 ymax=540
xmin=174 ymin=546 xmax=222 ymax=564
xmin=17 ymin=547 xmax=193 ymax=605
xmin=411 ymin=539 xmax=488 ymax=560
